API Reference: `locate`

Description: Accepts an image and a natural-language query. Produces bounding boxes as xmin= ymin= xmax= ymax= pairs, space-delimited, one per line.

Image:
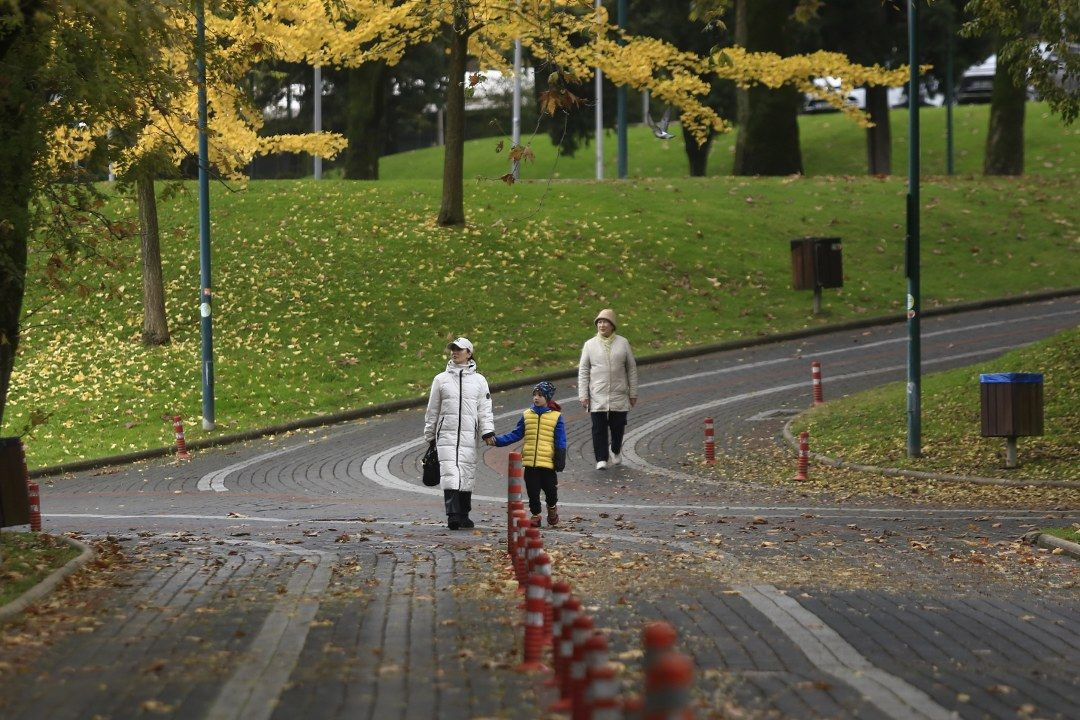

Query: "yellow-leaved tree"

xmin=44 ymin=0 xmax=349 ymax=346
xmin=243 ymin=0 xmax=914 ymax=225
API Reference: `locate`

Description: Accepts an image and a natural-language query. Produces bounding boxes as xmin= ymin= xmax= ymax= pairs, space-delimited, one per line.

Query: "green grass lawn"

xmin=1041 ymin=527 xmax=1080 ymax=543
xmin=381 ymin=103 xmax=1080 ymax=181
xmin=793 ymin=327 xmax=1079 ymax=482
xmin=0 ymin=532 xmax=79 ymax=606
xmin=6 ymin=170 xmax=1078 ymax=468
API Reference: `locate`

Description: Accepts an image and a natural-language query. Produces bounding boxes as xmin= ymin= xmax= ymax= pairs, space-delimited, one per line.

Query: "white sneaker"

xmin=609 ymin=453 xmax=621 ymax=466
xmin=595 ymin=460 xmax=607 ymax=470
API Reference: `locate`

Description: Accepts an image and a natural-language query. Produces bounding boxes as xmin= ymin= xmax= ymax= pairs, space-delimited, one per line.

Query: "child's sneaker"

xmin=530 ymin=514 xmax=542 ymax=528
xmin=609 ymin=452 xmax=621 ymax=466
xmin=596 ymin=460 xmax=607 ymax=470
xmin=547 ymin=506 xmax=559 ymax=527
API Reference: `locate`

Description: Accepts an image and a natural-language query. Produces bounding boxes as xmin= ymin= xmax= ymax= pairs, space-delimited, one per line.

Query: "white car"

xmin=957 ymin=56 xmax=996 ymax=104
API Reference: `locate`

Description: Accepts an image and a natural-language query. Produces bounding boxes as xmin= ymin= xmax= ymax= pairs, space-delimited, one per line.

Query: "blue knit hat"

xmin=533 ymin=381 xmax=556 ymax=400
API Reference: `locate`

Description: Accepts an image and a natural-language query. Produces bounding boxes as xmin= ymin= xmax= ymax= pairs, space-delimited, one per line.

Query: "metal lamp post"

xmin=594 ymin=0 xmax=604 ymax=180
xmin=313 ymin=65 xmax=323 ymax=180
xmin=616 ymin=0 xmax=627 ymax=178
xmin=512 ymin=35 xmax=522 ymax=179
xmin=945 ymin=30 xmax=955 ymax=175
xmin=905 ymin=0 xmax=921 ymax=457
xmin=196 ymin=0 xmax=215 ymax=430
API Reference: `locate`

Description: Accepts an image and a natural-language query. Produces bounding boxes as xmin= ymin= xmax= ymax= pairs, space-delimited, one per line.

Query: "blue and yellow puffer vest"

xmin=522 ymin=408 xmax=562 ymax=469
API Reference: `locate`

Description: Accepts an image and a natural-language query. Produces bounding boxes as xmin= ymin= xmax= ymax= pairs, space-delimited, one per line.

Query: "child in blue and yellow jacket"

xmin=494 ymin=381 xmax=567 ymax=527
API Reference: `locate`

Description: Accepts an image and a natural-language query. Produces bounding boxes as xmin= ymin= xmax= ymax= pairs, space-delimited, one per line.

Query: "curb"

xmin=0 ymin=535 xmax=95 ymax=624
xmin=1034 ymin=534 xmax=1080 ymax=560
xmin=30 ymin=286 xmax=1080 ymax=479
xmin=780 ymin=420 xmax=1080 ymax=489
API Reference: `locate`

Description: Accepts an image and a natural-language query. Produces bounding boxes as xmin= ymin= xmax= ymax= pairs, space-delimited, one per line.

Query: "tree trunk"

xmin=733 ymin=0 xmax=803 ymax=176
xmin=984 ymin=49 xmax=1026 ymax=176
xmin=0 ymin=10 xmax=44 ymax=428
xmin=437 ymin=22 xmax=469 ymax=227
xmin=344 ymin=62 xmax=387 ymax=180
xmin=865 ymin=84 xmax=891 ymax=175
xmin=682 ymin=131 xmax=714 ymax=177
xmin=137 ymin=173 xmax=170 ymax=345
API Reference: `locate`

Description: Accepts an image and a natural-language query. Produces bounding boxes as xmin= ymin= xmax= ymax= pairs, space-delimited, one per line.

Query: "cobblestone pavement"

xmin=1 ymin=297 xmax=1077 ymax=719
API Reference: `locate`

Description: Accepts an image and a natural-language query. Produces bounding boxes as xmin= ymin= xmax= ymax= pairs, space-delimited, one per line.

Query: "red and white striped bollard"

xmin=587 ymin=663 xmax=622 ymax=720
xmin=644 ymin=652 xmax=695 ymax=720
xmin=516 ymin=572 xmax=550 ymax=673
xmin=27 ymin=481 xmax=42 ymax=532
xmin=533 ymin=551 xmax=554 ymax=644
xmin=548 ymin=581 xmax=572 ymax=682
xmin=507 ymin=452 xmax=524 ymax=553
xmin=704 ymin=417 xmax=716 ymax=465
xmin=550 ymin=597 xmax=582 ymax=711
xmin=576 ymin=633 xmax=609 ymax=720
xmin=811 ymin=361 xmax=824 ymax=406
xmin=172 ymin=415 xmax=192 ymax=460
xmin=794 ymin=431 xmax=809 ymax=481
xmin=513 ymin=512 xmax=529 ymax=583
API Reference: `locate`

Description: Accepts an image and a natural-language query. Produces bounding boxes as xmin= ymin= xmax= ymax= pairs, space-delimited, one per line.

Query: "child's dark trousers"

xmin=524 ymin=467 xmax=558 ymax=515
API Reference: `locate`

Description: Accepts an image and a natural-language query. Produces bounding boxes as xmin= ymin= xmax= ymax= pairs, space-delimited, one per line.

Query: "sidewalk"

xmin=0 ymin=528 xmax=539 ymax=720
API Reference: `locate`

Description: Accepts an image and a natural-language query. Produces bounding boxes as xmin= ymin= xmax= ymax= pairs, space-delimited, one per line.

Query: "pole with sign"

xmin=905 ymin=0 xmax=921 ymax=457
xmin=196 ymin=0 xmax=215 ymax=430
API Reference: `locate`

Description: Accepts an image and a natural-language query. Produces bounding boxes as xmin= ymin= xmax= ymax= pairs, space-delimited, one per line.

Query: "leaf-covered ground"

xmin=792 ymin=327 xmax=1079 ymax=484
xmin=7 ymin=173 xmax=1078 ymax=468
xmin=379 ymin=102 xmax=1079 ymax=181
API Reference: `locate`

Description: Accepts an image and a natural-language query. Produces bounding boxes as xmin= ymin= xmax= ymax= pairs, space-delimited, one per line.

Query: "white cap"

xmin=447 ymin=337 xmax=474 ymax=353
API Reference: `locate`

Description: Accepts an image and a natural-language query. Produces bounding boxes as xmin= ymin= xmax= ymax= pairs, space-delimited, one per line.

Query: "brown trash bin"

xmin=791 ymin=238 xmax=842 ymax=315
xmin=1 ymin=437 xmax=32 ymax=527
xmin=979 ymin=373 xmax=1044 ymax=468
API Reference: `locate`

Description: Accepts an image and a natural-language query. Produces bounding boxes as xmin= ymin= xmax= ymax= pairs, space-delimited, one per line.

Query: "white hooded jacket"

xmin=423 ymin=359 xmax=495 ymax=491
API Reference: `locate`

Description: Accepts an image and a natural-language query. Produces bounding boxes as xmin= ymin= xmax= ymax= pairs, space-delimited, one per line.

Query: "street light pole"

xmin=313 ymin=65 xmax=322 ymax=180
xmin=906 ymin=0 xmax=921 ymax=457
xmin=616 ymin=0 xmax=627 ymax=178
xmin=594 ymin=0 xmax=604 ymax=180
xmin=512 ymin=36 xmax=522 ymax=179
xmin=945 ymin=31 xmax=955 ymax=176
xmin=196 ymin=0 xmax=215 ymax=431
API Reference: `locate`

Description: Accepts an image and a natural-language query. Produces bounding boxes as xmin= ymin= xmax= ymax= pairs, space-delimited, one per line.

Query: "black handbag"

xmin=422 ymin=441 xmax=440 ymax=486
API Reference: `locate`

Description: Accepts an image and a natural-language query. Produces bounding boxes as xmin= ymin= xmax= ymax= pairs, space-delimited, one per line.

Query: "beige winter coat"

xmin=577 ymin=334 xmax=638 ymax=412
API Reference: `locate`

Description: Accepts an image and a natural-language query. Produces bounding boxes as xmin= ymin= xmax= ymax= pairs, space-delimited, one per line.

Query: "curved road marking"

xmin=619 ymin=344 xmax=1022 ymax=482
xmin=197 ymin=308 xmax=1073 ymax=493
xmin=198 ymin=443 xmax=313 ymax=492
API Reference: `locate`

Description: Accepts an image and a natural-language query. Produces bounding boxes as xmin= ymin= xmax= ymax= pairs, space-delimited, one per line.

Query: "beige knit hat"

xmin=594 ymin=308 xmax=617 ymax=328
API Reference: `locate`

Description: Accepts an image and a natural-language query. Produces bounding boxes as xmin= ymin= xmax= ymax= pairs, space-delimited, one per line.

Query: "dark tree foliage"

xmin=733 ymin=0 xmax=804 ymax=176
xmin=807 ymin=0 xmax=992 ymax=175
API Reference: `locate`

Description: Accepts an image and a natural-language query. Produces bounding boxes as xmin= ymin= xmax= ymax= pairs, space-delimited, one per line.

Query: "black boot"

xmin=458 ymin=491 xmax=475 ymax=529
xmin=443 ymin=489 xmax=461 ymax=530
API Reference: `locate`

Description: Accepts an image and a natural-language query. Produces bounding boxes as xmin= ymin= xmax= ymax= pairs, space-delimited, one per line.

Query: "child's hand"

xmin=484 ymin=436 xmax=496 ymax=446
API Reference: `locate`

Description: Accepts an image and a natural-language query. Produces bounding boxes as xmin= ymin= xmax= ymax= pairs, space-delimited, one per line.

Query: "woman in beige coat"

xmin=577 ymin=309 xmax=638 ymax=469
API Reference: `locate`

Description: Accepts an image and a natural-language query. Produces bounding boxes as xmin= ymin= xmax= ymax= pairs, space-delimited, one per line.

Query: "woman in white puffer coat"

xmin=423 ymin=337 xmax=495 ymax=529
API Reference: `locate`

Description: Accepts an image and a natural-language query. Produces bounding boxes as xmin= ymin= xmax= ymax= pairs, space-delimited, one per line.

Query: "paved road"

xmin=1 ymin=297 xmax=1077 ymax=719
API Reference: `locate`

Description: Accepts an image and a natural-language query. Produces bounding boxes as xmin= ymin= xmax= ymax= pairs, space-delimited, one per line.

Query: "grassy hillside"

xmin=380 ymin=103 xmax=1079 ymax=181
xmin=7 ymin=173 xmax=1078 ymax=467
xmin=793 ymin=327 xmax=1079 ymax=483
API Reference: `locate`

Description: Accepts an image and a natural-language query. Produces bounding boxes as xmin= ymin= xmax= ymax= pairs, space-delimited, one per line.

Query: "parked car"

xmin=801 ymin=77 xmax=859 ymax=114
xmin=957 ymin=56 xmax=996 ymax=104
